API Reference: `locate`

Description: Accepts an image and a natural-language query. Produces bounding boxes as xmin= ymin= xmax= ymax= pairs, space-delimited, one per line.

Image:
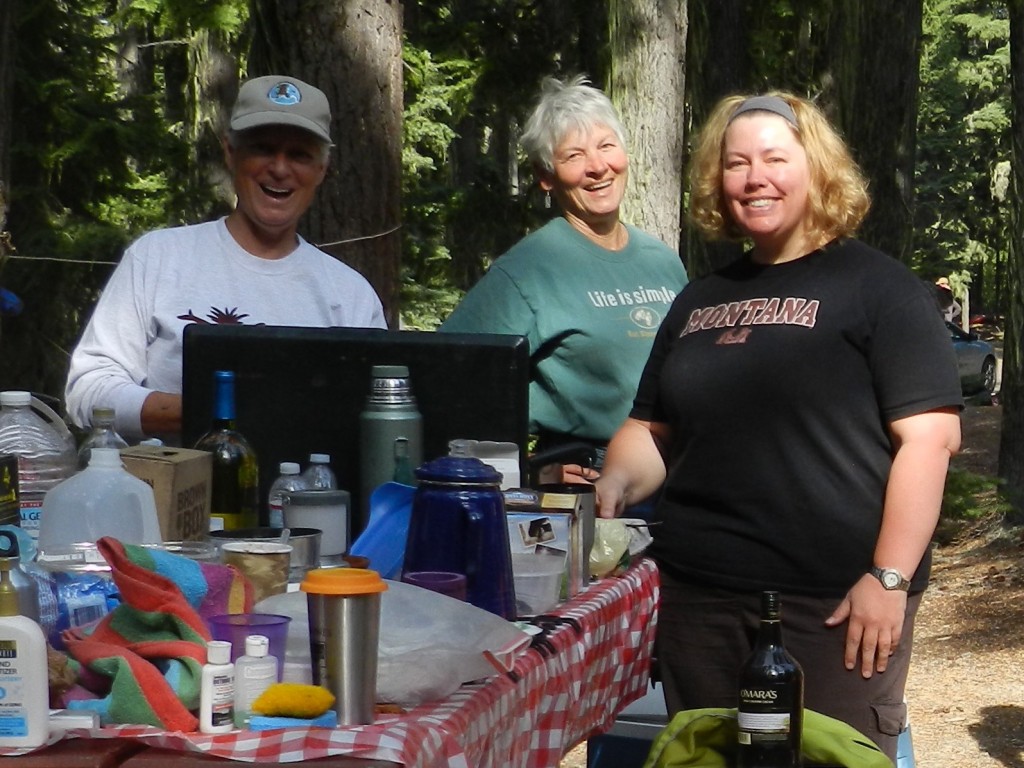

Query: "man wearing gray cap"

xmin=65 ymin=75 xmax=386 ymax=444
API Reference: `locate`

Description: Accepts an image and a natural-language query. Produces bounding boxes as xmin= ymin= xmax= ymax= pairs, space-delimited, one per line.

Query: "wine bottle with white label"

xmin=737 ymin=590 xmax=805 ymax=768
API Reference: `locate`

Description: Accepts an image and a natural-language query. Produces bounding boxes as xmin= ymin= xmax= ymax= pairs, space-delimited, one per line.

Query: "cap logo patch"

xmin=267 ymin=82 xmax=302 ymax=106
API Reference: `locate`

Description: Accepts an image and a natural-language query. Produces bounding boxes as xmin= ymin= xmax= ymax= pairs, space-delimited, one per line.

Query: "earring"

xmin=544 ymin=191 xmax=551 ymax=209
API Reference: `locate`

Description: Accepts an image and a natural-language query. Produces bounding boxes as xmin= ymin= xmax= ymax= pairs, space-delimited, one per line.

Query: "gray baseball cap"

xmin=230 ymin=75 xmax=332 ymax=143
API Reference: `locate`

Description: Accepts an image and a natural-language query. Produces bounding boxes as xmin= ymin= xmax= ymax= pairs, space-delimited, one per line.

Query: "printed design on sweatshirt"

xmin=587 ymin=284 xmax=678 ymax=330
xmin=680 ymin=296 xmax=819 ymax=345
xmin=177 ymin=307 xmax=258 ymax=325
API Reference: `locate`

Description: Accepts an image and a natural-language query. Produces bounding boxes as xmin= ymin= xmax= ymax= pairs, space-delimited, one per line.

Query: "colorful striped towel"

xmin=62 ymin=537 xmax=254 ymax=731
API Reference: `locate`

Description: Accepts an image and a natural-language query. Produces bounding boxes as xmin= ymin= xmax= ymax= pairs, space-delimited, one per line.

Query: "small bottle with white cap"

xmin=199 ymin=640 xmax=235 ymax=733
xmin=233 ymin=634 xmax=278 ymax=729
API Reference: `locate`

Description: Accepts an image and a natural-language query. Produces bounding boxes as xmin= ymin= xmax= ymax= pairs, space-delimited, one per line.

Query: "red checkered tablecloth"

xmin=7 ymin=558 xmax=659 ymax=767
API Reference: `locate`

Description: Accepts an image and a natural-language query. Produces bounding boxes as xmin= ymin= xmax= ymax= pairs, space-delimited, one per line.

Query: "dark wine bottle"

xmin=194 ymin=370 xmax=259 ymax=531
xmin=737 ymin=590 xmax=805 ymax=768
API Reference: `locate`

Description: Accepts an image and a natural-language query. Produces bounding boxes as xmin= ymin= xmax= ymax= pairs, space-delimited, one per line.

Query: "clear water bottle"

xmin=266 ymin=462 xmax=309 ymax=529
xmin=0 ymin=392 xmax=77 ymax=540
xmin=302 ymin=453 xmax=337 ymax=490
xmin=76 ymin=406 xmax=129 ymax=470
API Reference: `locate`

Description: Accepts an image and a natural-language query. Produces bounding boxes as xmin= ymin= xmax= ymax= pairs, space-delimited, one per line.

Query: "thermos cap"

xmin=301 ymin=567 xmax=388 ymax=596
xmin=367 ymin=365 xmax=416 ymax=405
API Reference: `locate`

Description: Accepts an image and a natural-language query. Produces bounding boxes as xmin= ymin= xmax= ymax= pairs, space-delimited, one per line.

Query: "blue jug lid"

xmin=415 ymin=455 xmax=502 ymax=484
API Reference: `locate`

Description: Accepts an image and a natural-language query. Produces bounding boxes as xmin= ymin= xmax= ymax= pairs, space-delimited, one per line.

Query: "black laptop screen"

xmin=181 ymin=325 xmax=530 ymax=537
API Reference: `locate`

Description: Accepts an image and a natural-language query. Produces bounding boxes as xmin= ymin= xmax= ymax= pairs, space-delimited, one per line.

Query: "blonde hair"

xmin=688 ymin=91 xmax=870 ymax=244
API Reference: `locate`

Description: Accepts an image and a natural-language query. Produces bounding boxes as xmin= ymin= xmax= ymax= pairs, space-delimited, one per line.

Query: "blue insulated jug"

xmin=402 ymin=455 xmax=516 ymax=619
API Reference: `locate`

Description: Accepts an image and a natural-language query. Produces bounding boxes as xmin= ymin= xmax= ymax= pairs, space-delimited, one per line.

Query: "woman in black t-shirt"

xmin=595 ymin=92 xmax=962 ymax=762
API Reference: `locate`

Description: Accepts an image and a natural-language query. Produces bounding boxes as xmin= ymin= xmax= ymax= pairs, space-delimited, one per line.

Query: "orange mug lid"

xmin=300 ymin=567 xmax=388 ymax=595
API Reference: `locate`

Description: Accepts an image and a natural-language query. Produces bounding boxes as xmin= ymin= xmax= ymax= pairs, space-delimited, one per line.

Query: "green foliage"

xmin=915 ymin=0 xmax=1012 ymax=312
xmin=114 ymin=0 xmax=248 ymax=37
xmin=942 ymin=468 xmax=1014 ymax=521
xmin=0 ymin=0 xmax=244 ymax=395
xmin=398 ymin=44 xmax=480 ymax=329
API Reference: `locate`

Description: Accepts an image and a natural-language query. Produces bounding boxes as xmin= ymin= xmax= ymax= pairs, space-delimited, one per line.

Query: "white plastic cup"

xmin=283 ymin=489 xmax=350 ymax=557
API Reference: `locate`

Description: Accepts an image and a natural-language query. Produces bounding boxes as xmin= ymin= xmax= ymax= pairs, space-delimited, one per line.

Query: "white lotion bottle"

xmin=199 ymin=640 xmax=235 ymax=733
xmin=233 ymin=634 xmax=277 ymax=728
xmin=0 ymin=530 xmax=48 ymax=747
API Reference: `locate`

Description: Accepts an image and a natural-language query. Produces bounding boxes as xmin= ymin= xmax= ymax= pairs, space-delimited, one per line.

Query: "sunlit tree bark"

xmin=608 ymin=0 xmax=687 ymax=253
xmin=249 ymin=0 xmax=403 ymax=326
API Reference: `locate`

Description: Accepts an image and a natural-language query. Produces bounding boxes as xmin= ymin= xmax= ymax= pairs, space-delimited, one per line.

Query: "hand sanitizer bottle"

xmin=0 ymin=530 xmax=48 ymax=747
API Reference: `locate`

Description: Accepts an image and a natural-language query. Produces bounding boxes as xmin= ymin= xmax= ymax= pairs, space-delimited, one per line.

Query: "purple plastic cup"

xmin=207 ymin=613 xmax=291 ymax=681
xmin=401 ymin=571 xmax=468 ymax=601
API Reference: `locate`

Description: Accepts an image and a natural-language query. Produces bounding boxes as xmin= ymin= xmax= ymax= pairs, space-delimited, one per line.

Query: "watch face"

xmin=882 ymin=571 xmax=901 ymax=589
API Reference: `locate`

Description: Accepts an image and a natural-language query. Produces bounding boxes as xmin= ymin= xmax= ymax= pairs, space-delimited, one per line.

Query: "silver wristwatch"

xmin=870 ymin=566 xmax=910 ymax=591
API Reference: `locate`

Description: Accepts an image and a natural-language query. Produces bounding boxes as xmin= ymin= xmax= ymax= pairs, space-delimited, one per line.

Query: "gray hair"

xmin=520 ymin=75 xmax=628 ymax=173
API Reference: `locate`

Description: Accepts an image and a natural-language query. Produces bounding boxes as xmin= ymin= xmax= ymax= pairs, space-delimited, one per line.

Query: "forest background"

xmin=1 ymin=0 xmax=1024 ymax=507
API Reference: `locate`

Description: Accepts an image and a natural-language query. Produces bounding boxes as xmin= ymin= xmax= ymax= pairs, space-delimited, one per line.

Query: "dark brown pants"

xmin=655 ymin=569 xmax=920 ymax=763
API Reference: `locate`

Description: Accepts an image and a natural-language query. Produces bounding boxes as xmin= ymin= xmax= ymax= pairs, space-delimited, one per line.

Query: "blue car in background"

xmin=949 ymin=322 xmax=998 ymax=396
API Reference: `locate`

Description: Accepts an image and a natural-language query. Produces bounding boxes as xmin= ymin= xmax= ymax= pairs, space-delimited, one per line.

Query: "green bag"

xmin=643 ymin=708 xmax=894 ymax=768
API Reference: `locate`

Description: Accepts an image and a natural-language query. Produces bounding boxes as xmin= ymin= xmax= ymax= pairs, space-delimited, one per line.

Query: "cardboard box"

xmin=120 ymin=446 xmax=212 ymax=541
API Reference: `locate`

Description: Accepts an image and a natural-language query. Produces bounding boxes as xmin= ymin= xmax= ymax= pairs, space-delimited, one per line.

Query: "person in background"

xmin=595 ymin=91 xmax=962 ymax=761
xmin=65 ymin=75 xmax=386 ymax=444
xmin=935 ymin=276 xmax=963 ymax=325
xmin=440 ymin=75 xmax=687 ymax=475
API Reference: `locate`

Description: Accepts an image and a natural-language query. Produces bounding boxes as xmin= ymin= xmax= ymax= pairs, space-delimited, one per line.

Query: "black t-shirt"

xmin=632 ymin=239 xmax=962 ymax=596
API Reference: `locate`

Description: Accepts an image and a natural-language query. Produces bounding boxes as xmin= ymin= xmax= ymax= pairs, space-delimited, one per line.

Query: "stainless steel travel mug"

xmin=300 ymin=567 xmax=386 ymax=725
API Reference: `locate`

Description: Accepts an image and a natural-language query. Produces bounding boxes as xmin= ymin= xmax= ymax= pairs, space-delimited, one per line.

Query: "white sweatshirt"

xmin=65 ymin=218 xmax=387 ymax=441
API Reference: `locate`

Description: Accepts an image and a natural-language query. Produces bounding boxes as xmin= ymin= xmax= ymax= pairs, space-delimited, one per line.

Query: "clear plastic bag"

xmin=590 ymin=518 xmax=653 ymax=578
xmin=256 ymin=579 xmax=532 ymax=708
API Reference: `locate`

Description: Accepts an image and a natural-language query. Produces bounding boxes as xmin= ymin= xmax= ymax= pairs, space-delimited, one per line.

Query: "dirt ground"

xmin=562 ymin=399 xmax=1019 ymax=768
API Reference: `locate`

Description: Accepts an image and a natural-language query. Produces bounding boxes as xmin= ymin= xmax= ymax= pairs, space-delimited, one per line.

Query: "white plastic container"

xmin=233 ymin=634 xmax=277 ymax=728
xmin=0 ymin=391 xmax=77 ymax=539
xmin=283 ymin=489 xmax=350 ymax=559
xmin=512 ymin=552 xmax=566 ymax=617
xmin=37 ymin=447 xmax=162 ymax=562
xmin=199 ymin=640 xmax=235 ymax=733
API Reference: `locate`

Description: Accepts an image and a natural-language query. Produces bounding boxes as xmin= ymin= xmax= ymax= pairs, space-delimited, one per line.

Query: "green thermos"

xmin=358 ymin=365 xmax=423 ymax=535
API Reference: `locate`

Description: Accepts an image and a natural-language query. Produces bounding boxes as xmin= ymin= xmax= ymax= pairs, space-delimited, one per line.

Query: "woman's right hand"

xmin=594 ymin=473 xmax=629 ymax=519
xmin=594 ymin=417 xmax=670 ymax=518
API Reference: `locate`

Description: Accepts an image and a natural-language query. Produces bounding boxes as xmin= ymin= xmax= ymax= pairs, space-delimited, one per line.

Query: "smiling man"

xmin=65 ymin=75 xmax=387 ymax=444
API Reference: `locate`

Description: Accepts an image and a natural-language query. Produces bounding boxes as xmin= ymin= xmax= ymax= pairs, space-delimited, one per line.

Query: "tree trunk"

xmin=0 ymin=0 xmax=12 ymax=352
xmin=0 ymin=0 xmax=13 ymax=197
xmin=682 ymin=0 xmax=747 ymax=278
xmin=608 ymin=0 xmax=687 ymax=252
xmin=999 ymin=0 xmax=1024 ymax=518
xmin=187 ymin=29 xmax=238 ymax=213
xmin=248 ymin=0 xmax=403 ymax=327
xmin=828 ymin=0 xmax=922 ymax=263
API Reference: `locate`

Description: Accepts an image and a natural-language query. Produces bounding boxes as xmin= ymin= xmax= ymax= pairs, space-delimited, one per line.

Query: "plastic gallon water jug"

xmin=37 ymin=447 xmax=162 ymax=564
xmin=0 ymin=392 xmax=76 ymax=540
